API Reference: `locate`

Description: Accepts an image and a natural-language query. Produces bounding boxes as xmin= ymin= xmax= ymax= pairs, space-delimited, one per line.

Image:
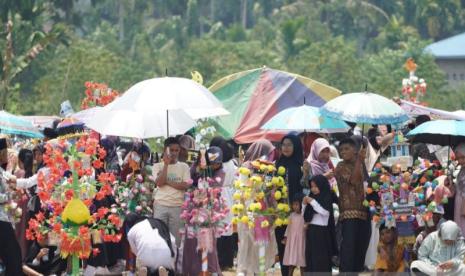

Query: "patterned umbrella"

xmin=261 ymin=105 xmax=350 ymax=133
xmin=320 ymin=92 xmax=409 ymax=125
xmin=210 ymin=67 xmax=341 ymax=143
xmin=0 ymin=110 xmax=43 ymax=138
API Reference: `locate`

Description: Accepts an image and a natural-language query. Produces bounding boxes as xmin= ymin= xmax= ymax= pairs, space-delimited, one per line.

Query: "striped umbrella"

xmin=210 ymin=67 xmax=341 ymax=143
xmin=0 ymin=110 xmax=44 ymax=138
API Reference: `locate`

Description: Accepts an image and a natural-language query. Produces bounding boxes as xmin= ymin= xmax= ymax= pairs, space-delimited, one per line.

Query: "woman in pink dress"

xmin=283 ymin=194 xmax=306 ymax=275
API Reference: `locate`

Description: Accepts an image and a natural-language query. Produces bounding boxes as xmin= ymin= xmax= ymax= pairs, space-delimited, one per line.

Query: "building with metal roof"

xmin=425 ymin=32 xmax=465 ymax=87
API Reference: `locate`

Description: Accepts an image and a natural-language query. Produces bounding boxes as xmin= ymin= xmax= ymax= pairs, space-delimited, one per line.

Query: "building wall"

xmin=436 ymin=59 xmax=465 ymax=88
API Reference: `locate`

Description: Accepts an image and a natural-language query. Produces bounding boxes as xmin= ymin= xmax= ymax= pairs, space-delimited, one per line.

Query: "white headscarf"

xmin=440 ymin=221 xmax=462 ymax=241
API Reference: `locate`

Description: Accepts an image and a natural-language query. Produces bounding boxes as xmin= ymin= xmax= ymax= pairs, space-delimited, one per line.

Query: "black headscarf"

xmin=276 ymin=134 xmax=303 ymax=201
xmin=304 ymin=175 xmax=333 ymax=221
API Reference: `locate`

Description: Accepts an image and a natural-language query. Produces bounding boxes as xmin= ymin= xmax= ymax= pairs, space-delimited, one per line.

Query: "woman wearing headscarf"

xmin=411 ymin=220 xmax=465 ymax=275
xmin=275 ymin=134 xmax=303 ymax=276
xmin=243 ymin=139 xmax=276 ymax=165
xmin=303 ymin=175 xmax=337 ymax=273
xmin=307 ymin=138 xmax=336 ymax=187
xmin=236 ymin=139 xmax=278 ymax=275
xmin=453 ymin=143 xmax=465 ymax=234
xmin=210 ymin=137 xmax=237 ymax=270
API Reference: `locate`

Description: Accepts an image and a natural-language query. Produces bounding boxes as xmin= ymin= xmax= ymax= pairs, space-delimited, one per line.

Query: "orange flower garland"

xmin=81 ymin=81 xmax=119 ymax=110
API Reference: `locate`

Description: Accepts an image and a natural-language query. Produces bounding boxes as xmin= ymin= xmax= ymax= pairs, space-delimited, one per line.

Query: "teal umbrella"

xmin=320 ymin=92 xmax=409 ymax=125
xmin=0 ymin=110 xmax=44 ymax=138
xmin=261 ymin=105 xmax=350 ymax=133
xmin=406 ymin=120 xmax=465 ymax=146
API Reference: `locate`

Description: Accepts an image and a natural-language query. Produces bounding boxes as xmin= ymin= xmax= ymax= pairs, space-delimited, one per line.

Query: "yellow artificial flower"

xmin=277 ymin=176 xmax=285 ymax=187
xmin=282 ymin=192 xmax=288 ymax=199
xmin=274 ymin=191 xmax=282 ymax=200
xmin=274 ymin=218 xmax=283 ymax=227
xmin=261 ymin=220 xmax=269 ymax=228
xmin=260 ymin=164 xmax=267 ymax=172
xmin=62 ymin=198 xmax=90 ymax=225
xmin=271 ymin=177 xmax=279 ymax=185
xmin=239 ymin=167 xmax=251 ymax=176
xmin=265 ymin=181 xmax=273 ymax=188
xmin=250 ymin=176 xmax=263 ymax=185
xmin=256 ymin=191 xmax=265 ymax=200
xmin=267 ymin=165 xmax=275 ymax=172
xmin=248 ymin=221 xmax=255 ymax=229
xmin=241 ymin=215 xmax=249 ymax=224
xmin=278 ymin=166 xmax=286 ymax=176
xmin=283 ymin=218 xmax=289 ymax=225
xmin=233 ymin=192 xmax=241 ymax=201
xmin=232 ymin=217 xmax=239 ymax=225
xmin=243 ymin=191 xmax=251 ymax=200
xmin=234 ymin=180 xmax=242 ymax=189
xmin=281 ymin=185 xmax=288 ymax=193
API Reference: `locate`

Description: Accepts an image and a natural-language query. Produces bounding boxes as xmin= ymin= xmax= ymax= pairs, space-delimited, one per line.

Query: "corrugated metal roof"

xmin=425 ymin=32 xmax=465 ymax=59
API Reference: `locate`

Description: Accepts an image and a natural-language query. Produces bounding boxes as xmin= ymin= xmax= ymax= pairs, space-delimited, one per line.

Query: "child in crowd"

xmin=282 ymin=194 xmax=306 ymax=275
xmin=374 ymin=224 xmax=405 ymax=274
xmin=303 ymin=175 xmax=336 ymax=273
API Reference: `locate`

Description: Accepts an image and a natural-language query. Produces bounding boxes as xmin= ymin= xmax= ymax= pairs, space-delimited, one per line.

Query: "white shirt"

xmin=127 ymin=219 xmax=176 ymax=270
xmin=303 ymin=200 xmax=330 ymax=226
xmin=17 ymin=167 xmax=49 ymax=190
xmin=152 ymin=162 xmax=191 ymax=207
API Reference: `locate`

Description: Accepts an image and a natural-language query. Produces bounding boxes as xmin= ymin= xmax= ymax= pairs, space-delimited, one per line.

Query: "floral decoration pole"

xmin=231 ymin=160 xmax=290 ymax=275
xmin=180 ymin=147 xmax=230 ymax=276
xmin=26 ymin=136 xmax=122 ymax=276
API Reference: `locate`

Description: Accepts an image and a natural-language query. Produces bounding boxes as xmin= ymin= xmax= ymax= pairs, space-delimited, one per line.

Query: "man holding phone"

xmin=153 ymin=137 xmax=191 ymax=247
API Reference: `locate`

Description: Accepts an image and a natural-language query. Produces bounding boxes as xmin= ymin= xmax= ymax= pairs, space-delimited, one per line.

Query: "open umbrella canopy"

xmin=406 ymin=120 xmax=465 ymax=146
xmin=261 ymin=105 xmax=350 ymax=133
xmin=321 ymin=92 xmax=409 ymax=125
xmin=0 ymin=110 xmax=43 ymax=138
xmin=83 ymin=108 xmax=196 ymax=139
xmin=108 ymin=77 xmax=227 ymax=114
xmin=210 ymin=67 xmax=341 ymax=143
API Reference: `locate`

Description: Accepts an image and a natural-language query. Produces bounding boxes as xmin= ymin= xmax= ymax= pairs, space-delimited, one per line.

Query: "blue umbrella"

xmin=261 ymin=105 xmax=350 ymax=133
xmin=320 ymin=92 xmax=409 ymax=125
xmin=406 ymin=120 xmax=465 ymax=146
xmin=0 ymin=110 xmax=44 ymax=138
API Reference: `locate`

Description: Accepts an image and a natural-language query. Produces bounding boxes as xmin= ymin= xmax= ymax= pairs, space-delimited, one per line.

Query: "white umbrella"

xmin=71 ymin=106 xmax=102 ymax=123
xmin=107 ymin=77 xmax=228 ymax=135
xmin=83 ymin=108 xmax=196 ymax=139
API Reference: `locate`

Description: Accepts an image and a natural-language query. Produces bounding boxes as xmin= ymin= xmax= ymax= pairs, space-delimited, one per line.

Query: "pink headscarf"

xmin=308 ymin=138 xmax=331 ymax=175
xmin=307 ymin=138 xmax=336 ymax=187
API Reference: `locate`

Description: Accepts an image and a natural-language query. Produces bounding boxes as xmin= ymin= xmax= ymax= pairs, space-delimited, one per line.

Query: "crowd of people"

xmin=1 ymin=114 xmax=465 ymax=276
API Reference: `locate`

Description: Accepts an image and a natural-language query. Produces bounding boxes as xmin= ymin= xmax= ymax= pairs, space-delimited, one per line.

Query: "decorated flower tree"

xmin=231 ymin=160 xmax=290 ymax=275
xmin=365 ymin=161 xmax=449 ymax=265
xmin=113 ymin=173 xmax=153 ymax=217
xmin=401 ymin=58 xmax=427 ymax=105
xmin=26 ymin=136 xmax=122 ymax=275
xmin=180 ymin=148 xmax=229 ymax=275
xmin=81 ymin=81 xmax=119 ymax=110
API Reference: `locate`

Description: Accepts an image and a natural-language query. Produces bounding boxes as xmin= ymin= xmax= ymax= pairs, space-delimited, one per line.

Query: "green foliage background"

xmin=1 ymin=0 xmax=465 ymax=115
